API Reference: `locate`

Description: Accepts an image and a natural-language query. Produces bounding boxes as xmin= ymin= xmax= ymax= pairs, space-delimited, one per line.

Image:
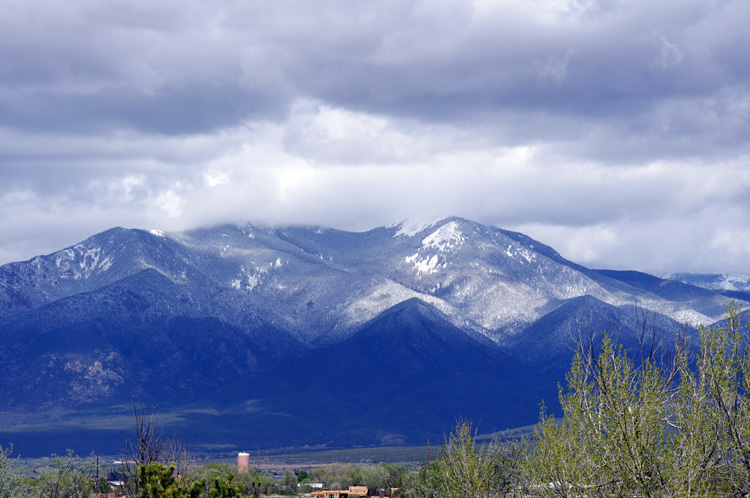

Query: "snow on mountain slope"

xmin=2 ymin=217 xmax=740 ymax=453
xmin=381 ymin=218 xmax=717 ymax=340
xmin=662 ymin=272 xmax=750 ymax=293
xmin=0 ymin=218 xmax=729 ymax=346
xmin=0 ymin=228 xmax=200 ymax=315
xmin=389 ymin=217 xmax=444 ymax=237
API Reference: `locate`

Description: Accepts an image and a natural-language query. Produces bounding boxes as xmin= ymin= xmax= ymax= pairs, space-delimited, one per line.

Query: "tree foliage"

xmin=310 ymin=463 xmax=362 ymax=490
xmin=524 ymin=302 xmax=750 ymax=497
xmin=139 ymin=463 xmax=250 ymax=498
xmin=124 ymin=406 xmax=192 ymax=497
xmin=0 ymin=445 xmax=25 ymax=498
xmin=405 ymin=421 xmax=521 ymax=498
xmin=139 ymin=463 xmax=202 ymax=498
xmin=38 ymin=451 xmax=94 ymax=498
xmin=433 ymin=422 xmax=499 ymax=498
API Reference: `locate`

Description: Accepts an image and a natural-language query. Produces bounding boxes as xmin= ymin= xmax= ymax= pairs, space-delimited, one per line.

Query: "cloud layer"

xmin=1 ymin=0 xmax=749 ymax=273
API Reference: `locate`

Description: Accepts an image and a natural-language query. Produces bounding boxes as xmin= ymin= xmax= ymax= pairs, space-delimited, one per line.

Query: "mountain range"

xmin=0 ymin=217 xmax=745 ymax=456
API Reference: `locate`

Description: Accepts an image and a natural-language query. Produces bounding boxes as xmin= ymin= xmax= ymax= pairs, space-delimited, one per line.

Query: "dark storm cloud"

xmin=1 ymin=0 xmax=750 ymax=273
xmin=287 ymin=0 xmax=750 ymax=160
xmin=0 ymin=84 xmax=285 ymax=134
xmin=2 ymin=0 xmax=748 ymax=148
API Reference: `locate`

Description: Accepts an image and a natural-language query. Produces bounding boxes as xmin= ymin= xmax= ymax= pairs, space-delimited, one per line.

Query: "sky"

xmin=1 ymin=0 xmax=749 ymax=274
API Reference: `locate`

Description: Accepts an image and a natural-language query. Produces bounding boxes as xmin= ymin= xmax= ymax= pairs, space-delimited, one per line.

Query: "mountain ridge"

xmin=0 ymin=217 xmax=743 ymax=455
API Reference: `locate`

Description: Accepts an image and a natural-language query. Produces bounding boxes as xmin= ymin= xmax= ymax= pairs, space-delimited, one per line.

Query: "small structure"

xmin=310 ymin=491 xmax=352 ymax=498
xmin=237 ymin=452 xmax=251 ymax=474
xmin=311 ymin=486 xmax=383 ymax=498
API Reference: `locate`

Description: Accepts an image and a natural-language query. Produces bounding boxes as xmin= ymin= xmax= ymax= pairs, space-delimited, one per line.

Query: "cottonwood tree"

xmin=361 ymin=464 xmax=404 ymax=494
xmin=433 ymin=422 xmax=501 ymax=498
xmin=405 ymin=421 xmax=522 ymax=498
xmin=524 ymin=334 xmax=686 ymax=497
xmin=523 ymin=303 xmax=750 ymax=497
xmin=689 ymin=303 xmax=750 ymax=496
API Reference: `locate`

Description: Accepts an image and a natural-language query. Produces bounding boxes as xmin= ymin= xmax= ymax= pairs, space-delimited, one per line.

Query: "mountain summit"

xmin=0 ymin=218 xmax=740 ymax=455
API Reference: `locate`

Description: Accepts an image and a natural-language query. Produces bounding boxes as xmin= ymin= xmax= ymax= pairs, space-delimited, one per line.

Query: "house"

xmin=310 ymin=486 xmax=369 ymax=498
xmin=310 ymin=486 xmax=394 ymax=498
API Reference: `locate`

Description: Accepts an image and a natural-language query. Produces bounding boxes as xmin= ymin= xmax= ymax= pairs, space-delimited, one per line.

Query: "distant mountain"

xmin=0 ymin=218 xmax=738 ymax=456
xmin=660 ymin=272 xmax=750 ymax=301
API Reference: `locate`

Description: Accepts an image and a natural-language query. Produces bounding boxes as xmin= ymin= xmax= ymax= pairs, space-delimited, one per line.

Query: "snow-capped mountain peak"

xmin=0 ymin=219 xmax=738 ymax=348
xmin=0 ymin=218 xmax=744 ymax=453
xmin=390 ymin=217 xmax=444 ymax=237
xmin=421 ymin=221 xmax=465 ymax=251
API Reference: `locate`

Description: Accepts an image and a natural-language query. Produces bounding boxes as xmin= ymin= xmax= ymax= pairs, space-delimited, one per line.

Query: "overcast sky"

xmin=1 ymin=0 xmax=749 ymax=274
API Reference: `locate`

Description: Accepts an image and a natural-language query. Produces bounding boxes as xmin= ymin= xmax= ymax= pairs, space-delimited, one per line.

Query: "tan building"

xmin=310 ymin=486 xmax=393 ymax=498
xmin=311 ymin=486 xmax=369 ymax=498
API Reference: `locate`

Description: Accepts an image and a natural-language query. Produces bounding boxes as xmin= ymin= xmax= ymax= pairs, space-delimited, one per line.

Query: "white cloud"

xmin=1 ymin=0 xmax=750 ymax=275
xmin=514 ymin=223 xmax=620 ymax=266
xmin=650 ymin=32 xmax=683 ymax=71
xmin=535 ymin=49 xmax=578 ymax=86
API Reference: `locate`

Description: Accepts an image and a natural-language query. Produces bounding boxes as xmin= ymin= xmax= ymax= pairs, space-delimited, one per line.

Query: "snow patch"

xmin=718 ymin=274 xmax=750 ymax=291
xmin=661 ymin=272 xmax=750 ymax=293
xmin=406 ymin=253 xmax=441 ymax=274
xmin=505 ymin=244 xmax=537 ymax=264
xmin=80 ymin=247 xmax=101 ymax=274
xmin=232 ymin=263 xmax=278 ymax=292
xmin=55 ymin=249 xmax=76 ymax=269
xmin=391 ymin=217 xmax=443 ymax=237
xmin=422 ymin=221 xmax=464 ymax=251
xmin=246 ymin=274 xmax=261 ymax=291
xmin=57 ymin=246 xmax=109 ymax=278
xmin=342 ymin=281 xmax=458 ymax=328
xmin=149 ymin=229 xmax=165 ymax=238
xmin=99 ymin=257 xmax=113 ymax=271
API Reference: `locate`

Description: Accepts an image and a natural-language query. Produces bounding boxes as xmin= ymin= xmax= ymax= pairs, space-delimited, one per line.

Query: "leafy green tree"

xmin=493 ymin=438 xmax=524 ymax=494
xmin=0 ymin=445 xmax=26 ymax=498
xmin=433 ymin=422 xmax=500 ymax=498
xmin=311 ymin=463 xmax=361 ymax=490
xmin=230 ymin=468 xmax=260 ymax=496
xmin=185 ymin=464 xmax=248 ymax=498
xmin=280 ymin=471 xmax=297 ymax=496
xmin=142 ymin=463 xmax=251 ymax=498
xmin=689 ymin=302 xmax=750 ymax=496
xmin=361 ymin=465 xmax=389 ymax=491
xmin=138 ymin=463 xmax=203 ymax=498
xmin=404 ymin=423 xmax=520 ymax=497
xmin=358 ymin=464 xmax=401 ymax=494
xmin=403 ymin=462 xmax=440 ymax=498
xmin=207 ymin=474 xmax=245 ymax=498
xmin=381 ymin=464 xmax=407 ymax=491
xmin=531 ymin=334 xmax=681 ymax=496
xmin=522 ymin=305 xmax=750 ymax=497
xmin=38 ymin=450 xmax=94 ymax=498
xmin=95 ymin=476 xmax=112 ymax=494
